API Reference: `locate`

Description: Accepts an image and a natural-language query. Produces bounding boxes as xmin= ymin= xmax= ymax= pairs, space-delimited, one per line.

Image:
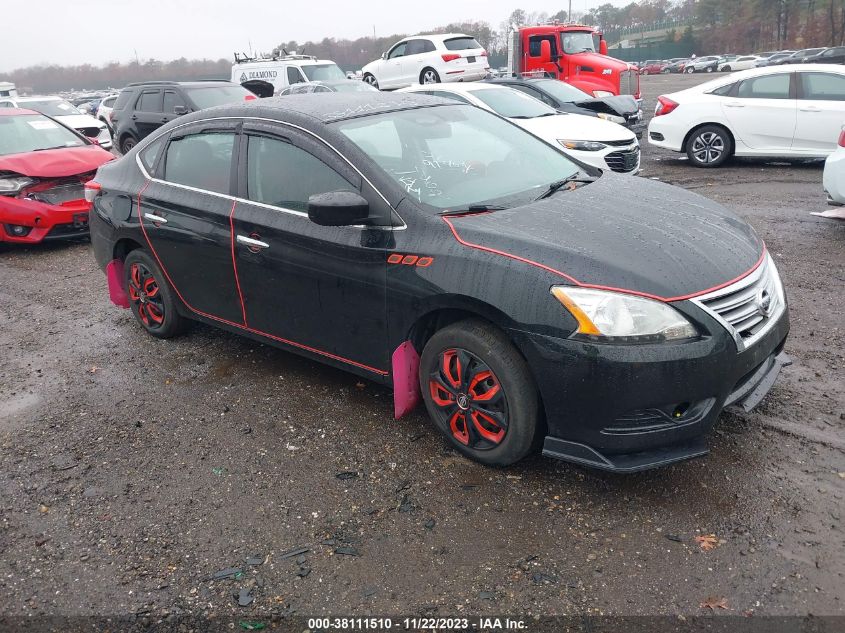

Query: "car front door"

xmin=138 ymin=123 xmax=245 ymax=325
xmin=161 ymin=90 xmax=188 ymax=125
xmin=721 ymin=72 xmax=796 ymax=150
xmin=793 ymin=71 xmax=845 ymax=152
xmin=381 ymin=42 xmax=408 ymax=89
xmin=229 ymin=122 xmax=392 ymax=375
xmin=133 ymin=89 xmax=164 ymax=140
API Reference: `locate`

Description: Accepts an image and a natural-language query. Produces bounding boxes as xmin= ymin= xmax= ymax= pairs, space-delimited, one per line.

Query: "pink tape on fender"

xmin=392 ymin=341 xmax=420 ymax=419
xmin=106 ymin=259 xmax=129 ymax=309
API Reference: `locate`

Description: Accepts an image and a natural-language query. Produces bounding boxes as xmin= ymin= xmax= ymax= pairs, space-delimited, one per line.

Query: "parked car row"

xmin=639 ymin=47 xmax=844 ymax=76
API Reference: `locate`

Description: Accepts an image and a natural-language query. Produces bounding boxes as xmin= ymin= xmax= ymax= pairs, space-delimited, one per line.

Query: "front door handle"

xmin=799 ymin=106 xmax=821 ymax=112
xmin=237 ymin=234 xmax=269 ymax=250
xmin=724 ymin=102 xmax=745 ymax=108
xmin=143 ymin=212 xmax=167 ymax=224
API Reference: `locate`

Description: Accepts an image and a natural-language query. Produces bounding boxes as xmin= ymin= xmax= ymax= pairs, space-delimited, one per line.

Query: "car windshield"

xmin=302 ymin=64 xmax=347 ymax=82
xmin=183 ymin=85 xmax=253 ymax=108
xmin=468 ymin=87 xmax=557 ymax=118
xmin=532 ymin=79 xmax=592 ymax=102
xmin=21 ymin=99 xmax=80 ymax=117
xmin=334 ymin=104 xmax=581 ymax=210
xmin=0 ymin=113 xmax=86 ymax=156
xmin=561 ymin=31 xmax=597 ymax=54
xmin=329 ymin=81 xmax=378 ymax=93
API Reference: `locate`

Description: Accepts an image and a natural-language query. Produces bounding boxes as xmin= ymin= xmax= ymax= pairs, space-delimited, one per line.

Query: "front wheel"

xmin=362 ymin=73 xmax=379 ymax=89
xmin=685 ymin=66 xmax=695 ymax=73
xmin=641 ymin=69 xmax=650 ymax=75
xmin=120 ymin=135 xmax=137 ymax=155
xmin=124 ymin=250 xmax=188 ymax=338
xmin=685 ymin=125 xmax=733 ymax=168
xmin=419 ymin=319 xmax=540 ymax=466
xmin=722 ymin=65 xmax=732 ymax=72
xmin=706 ymin=66 xmax=714 ymax=72
xmin=420 ymin=68 xmax=441 ymax=84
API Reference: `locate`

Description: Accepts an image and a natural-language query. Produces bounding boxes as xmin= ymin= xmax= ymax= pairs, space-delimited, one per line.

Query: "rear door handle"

xmin=236 ymin=235 xmax=269 ymax=250
xmin=799 ymin=106 xmax=821 ymax=112
xmin=143 ymin=213 xmax=167 ymax=224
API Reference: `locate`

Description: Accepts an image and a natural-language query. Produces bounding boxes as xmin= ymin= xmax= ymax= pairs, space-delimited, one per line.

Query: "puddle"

xmin=0 ymin=391 xmax=43 ymax=431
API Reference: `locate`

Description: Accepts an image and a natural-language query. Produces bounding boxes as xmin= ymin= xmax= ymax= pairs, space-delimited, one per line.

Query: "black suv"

xmin=111 ymin=81 xmax=254 ymax=154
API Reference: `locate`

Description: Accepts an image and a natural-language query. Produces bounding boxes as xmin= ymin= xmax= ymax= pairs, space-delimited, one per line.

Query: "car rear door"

xmin=132 ymin=89 xmax=165 ymax=140
xmin=138 ymin=121 xmax=245 ymax=325
xmin=793 ymin=71 xmax=845 ymax=152
xmin=400 ymin=39 xmax=428 ymax=86
xmin=229 ymin=121 xmax=392 ymax=374
xmin=721 ymin=72 xmax=796 ymax=150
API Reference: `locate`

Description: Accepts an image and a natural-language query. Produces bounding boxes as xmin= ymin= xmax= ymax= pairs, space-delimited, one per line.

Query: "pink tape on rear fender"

xmin=106 ymin=259 xmax=130 ymax=309
xmin=392 ymin=341 xmax=420 ymax=419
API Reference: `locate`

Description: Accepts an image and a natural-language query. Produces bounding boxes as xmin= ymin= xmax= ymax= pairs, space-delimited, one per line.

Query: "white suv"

xmin=362 ymin=34 xmax=490 ymax=90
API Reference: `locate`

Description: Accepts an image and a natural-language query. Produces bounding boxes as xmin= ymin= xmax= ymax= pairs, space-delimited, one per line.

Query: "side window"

xmin=136 ymin=90 xmax=163 ymax=112
xmin=139 ymin=135 xmax=167 ymax=174
xmin=162 ymin=132 xmax=235 ymax=194
xmin=246 ymin=135 xmax=353 ymax=212
xmin=429 ymin=90 xmax=472 ymax=105
xmin=737 ymin=74 xmax=791 ymax=99
xmin=800 ymin=72 xmax=845 ymax=101
xmin=163 ymin=90 xmax=187 ymax=113
xmin=510 ymin=84 xmax=555 ymax=106
xmin=422 ymin=39 xmax=436 ymax=53
xmin=710 ymin=82 xmax=735 ymax=96
xmin=0 ymin=101 xmax=13 ymax=108
xmin=287 ymin=67 xmax=305 ymax=85
xmin=528 ymin=35 xmax=558 ymax=57
xmin=388 ymin=43 xmax=407 ymax=59
xmin=405 ymin=40 xmax=423 ymax=56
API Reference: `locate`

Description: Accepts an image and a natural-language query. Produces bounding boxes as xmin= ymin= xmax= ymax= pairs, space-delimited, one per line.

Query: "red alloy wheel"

xmin=428 ymin=348 xmax=509 ymax=450
xmin=127 ymin=262 xmax=165 ymax=328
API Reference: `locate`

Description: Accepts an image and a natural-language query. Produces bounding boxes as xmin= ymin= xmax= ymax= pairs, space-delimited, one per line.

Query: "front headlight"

xmin=596 ymin=112 xmax=625 ymax=124
xmin=551 ymin=286 xmax=698 ymax=343
xmin=558 ymin=139 xmax=607 ymax=151
xmin=0 ymin=176 xmax=35 ymax=195
xmin=593 ymin=90 xmax=614 ymax=97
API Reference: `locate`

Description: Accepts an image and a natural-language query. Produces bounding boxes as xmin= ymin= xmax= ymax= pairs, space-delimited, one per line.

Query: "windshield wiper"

xmin=439 ymin=204 xmax=507 ymax=217
xmin=534 ymin=173 xmax=597 ymax=201
xmin=32 ymin=145 xmax=71 ymax=152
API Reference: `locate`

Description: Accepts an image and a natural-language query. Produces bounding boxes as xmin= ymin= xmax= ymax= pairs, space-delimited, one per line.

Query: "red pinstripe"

xmin=228 ymin=200 xmax=248 ymax=327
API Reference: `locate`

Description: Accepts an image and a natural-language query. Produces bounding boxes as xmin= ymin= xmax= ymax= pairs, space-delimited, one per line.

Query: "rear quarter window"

xmin=113 ymin=90 xmax=133 ymax=110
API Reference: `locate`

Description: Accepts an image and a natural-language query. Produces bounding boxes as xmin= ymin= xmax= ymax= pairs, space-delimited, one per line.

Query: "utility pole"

xmin=568 ymin=0 xmax=572 ymax=21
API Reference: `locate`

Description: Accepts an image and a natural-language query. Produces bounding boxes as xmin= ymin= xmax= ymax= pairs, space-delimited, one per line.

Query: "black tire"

xmin=661 ymin=68 xmax=671 ymax=74
xmin=641 ymin=69 xmax=650 ymax=75
xmin=706 ymin=66 xmax=714 ymax=72
xmin=120 ymin=135 xmax=138 ymax=155
xmin=722 ymin=65 xmax=732 ymax=72
xmin=685 ymin=66 xmax=695 ymax=73
xmin=124 ymin=250 xmax=188 ymax=339
xmin=685 ymin=124 xmax=733 ymax=168
xmin=420 ymin=68 xmax=441 ymax=84
xmin=362 ymin=73 xmax=379 ymax=89
xmin=419 ymin=319 xmax=540 ymax=466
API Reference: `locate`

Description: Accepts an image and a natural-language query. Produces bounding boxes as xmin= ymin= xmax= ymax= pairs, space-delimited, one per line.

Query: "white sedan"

xmin=400 ymin=83 xmax=640 ymax=174
xmin=823 ymin=127 xmax=845 ymax=205
xmin=718 ymin=56 xmax=762 ymax=72
xmin=0 ymin=95 xmax=112 ymax=149
xmin=362 ymin=33 xmax=490 ymax=90
xmin=648 ymin=64 xmax=845 ymax=167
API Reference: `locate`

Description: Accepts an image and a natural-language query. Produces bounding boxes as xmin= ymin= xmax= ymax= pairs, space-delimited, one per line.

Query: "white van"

xmin=0 ymin=82 xmax=18 ymax=98
xmin=231 ymin=54 xmax=347 ymax=96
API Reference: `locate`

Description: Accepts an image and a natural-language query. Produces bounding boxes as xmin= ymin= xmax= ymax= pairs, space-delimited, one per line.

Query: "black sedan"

xmin=278 ymin=80 xmax=378 ymax=96
xmin=485 ymin=77 xmax=644 ymax=137
xmin=87 ymin=93 xmax=790 ymax=473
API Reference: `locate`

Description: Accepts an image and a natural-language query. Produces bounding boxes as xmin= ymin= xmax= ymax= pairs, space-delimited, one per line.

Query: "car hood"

xmin=0 ymin=146 xmax=114 ymax=178
xmin=572 ymin=94 xmax=639 ymax=117
xmin=515 ymin=113 xmax=636 ymax=143
xmin=55 ymin=113 xmax=106 ymax=129
xmin=443 ymin=174 xmax=763 ymax=301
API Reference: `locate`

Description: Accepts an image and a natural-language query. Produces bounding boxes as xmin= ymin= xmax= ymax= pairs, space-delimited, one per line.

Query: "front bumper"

xmin=510 ymin=306 xmax=790 ymax=473
xmin=0 ymin=196 xmax=91 ymax=243
xmin=822 ymin=150 xmax=845 ymax=205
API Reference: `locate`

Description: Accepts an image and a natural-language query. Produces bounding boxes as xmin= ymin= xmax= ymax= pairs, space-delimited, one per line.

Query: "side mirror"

xmin=308 ymin=191 xmax=369 ymax=226
xmin=174 ymin=105 xmax=188 ymax=115
xmin=600 ymin=40 xmax=608 ymax=56
xmin=382 ymin=52 xmax=388 ymax=60
xmin=539 ymin=40 xmax=552 ymax=64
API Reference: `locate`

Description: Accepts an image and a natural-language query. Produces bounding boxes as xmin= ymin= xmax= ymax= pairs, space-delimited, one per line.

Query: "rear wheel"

xmin=685 ymin=124 xmax=733 ymax=168
xmin=685 ymin=66 xmax=695 ymax=73
xmin=641 ymin=69 xmax=650 ymax=75
xmin=363 ymin=73 xmax=379 ymax=89
xmin=124 ymin=250 xmax=187 ymax=338
xmin=722 ymin=65 xmax=732 ymax=72
xmin=419 ymin=319 xmax=540 ymax=466
xmin=120 ymin=135 xmax=138 ymax=155
xmin=420 ymin=68 xmax=441 ymax=84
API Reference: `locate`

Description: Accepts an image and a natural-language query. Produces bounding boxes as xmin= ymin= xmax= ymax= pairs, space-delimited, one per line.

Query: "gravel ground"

xmin=0 ymin=73 xmax=843 ymax=627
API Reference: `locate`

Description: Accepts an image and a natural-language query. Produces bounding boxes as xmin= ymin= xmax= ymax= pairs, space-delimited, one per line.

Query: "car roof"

xmin=0 ymin=108 xmax=41 ymax=116
xmin=124 ymin=81 xmax=241 ymax=88
xmin=403 ymin=82 xmax=501 ymax=93
xmin=13 ymin=95 xmax=63 ymax=102
xmin=399 ymin=33 xmax=472 ymax=42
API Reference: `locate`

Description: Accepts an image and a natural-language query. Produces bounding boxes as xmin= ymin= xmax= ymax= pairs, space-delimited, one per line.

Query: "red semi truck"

xmin=506 ymin=22 xmax=640 ymax=101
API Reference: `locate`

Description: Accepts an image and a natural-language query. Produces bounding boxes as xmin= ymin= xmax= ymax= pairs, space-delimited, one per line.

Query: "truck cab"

xmin=507 ymin=23 xmax=640 ymax=101
xmin=231 ymin=53 xmax=347 ymax=97
xmin=0 ymin=82 xmax=18 ymax=98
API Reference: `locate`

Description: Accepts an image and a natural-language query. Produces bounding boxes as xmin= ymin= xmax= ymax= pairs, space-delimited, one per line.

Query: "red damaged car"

xmin=0 ymin=109 xmax=114 ymax=244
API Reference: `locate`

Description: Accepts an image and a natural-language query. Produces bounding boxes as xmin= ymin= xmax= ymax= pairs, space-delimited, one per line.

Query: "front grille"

xmin=604 ymin=139 xmax=637 ymax=147
xmin=619 ymin=69 xmax=637 ymax=95
xmin=77 ymin=126 xmax=101 ymax=138
xmin=25 ymin=180 xmax=85 ymax=205
xmin=604 ymin=147 xmax=640 ymax=173
xmin=692 ymin=254 xmax=785 ymax=351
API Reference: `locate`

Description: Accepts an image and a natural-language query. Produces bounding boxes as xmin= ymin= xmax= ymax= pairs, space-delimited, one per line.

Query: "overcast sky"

xmin=1 ymin=0 xmax=631 ymax=72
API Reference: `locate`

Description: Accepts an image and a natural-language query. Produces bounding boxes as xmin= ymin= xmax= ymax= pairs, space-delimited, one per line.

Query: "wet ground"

xmin=1 ymin=73 xmax=843 ymax=625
